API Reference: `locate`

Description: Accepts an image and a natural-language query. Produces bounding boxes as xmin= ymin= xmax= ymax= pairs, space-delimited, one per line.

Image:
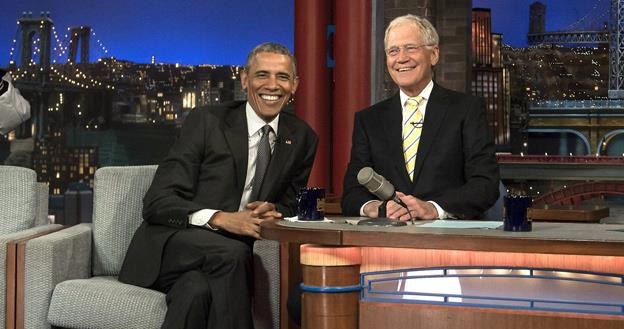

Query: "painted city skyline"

xmin=2 ymin=0 xmax=622 ymax=199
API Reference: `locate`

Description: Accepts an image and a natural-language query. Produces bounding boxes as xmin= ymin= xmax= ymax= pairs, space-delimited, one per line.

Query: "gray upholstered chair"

xmin=483 ymin=181 xmax=507 ymax=221
xmin=0 ymin=165 xmax=60 ymax=329
xmin=23 ymin=165 xmax=280 ymax=329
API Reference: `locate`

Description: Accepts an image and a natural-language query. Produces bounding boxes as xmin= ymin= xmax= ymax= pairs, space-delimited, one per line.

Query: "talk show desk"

xmin=260 ymin=218 xmax=624 ymax=329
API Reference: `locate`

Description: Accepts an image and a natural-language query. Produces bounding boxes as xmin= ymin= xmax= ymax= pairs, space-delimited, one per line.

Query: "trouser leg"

xmin=153 ymin=228 xmax=254 ymax=329
xmin=160 ymin=270 xmax=212 ymax=329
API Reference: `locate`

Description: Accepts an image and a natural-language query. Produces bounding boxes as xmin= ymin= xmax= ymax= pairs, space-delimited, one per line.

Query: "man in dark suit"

xmin=341 ymin=14 xmax=499 ymax=220
xmin=119 ymin=43 xmax=318 ymax=329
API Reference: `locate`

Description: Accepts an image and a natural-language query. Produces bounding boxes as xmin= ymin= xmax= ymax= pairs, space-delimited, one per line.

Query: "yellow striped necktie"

xmin=403 ymin=96 xmax=423 ymax=181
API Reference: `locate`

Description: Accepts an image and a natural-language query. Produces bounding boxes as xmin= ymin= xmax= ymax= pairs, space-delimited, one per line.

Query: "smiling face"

xmin=385 ymin=22 xmax=439 ymax=97
xmin=240 ymin=52 xmax=299 ymax=122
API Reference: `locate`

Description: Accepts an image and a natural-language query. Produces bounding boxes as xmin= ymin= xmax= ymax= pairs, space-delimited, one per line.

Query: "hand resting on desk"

xmin=387 ymin=192 xmax=438 ymax=221
xmin=362 ymin=192 xmax=438 ymax=220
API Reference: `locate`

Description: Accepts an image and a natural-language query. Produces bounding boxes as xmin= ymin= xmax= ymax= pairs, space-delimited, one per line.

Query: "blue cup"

xmin=503 ymin=194 xmax=533 ymax=232
xmin=296 ymin=187 xmax=326 ymax=221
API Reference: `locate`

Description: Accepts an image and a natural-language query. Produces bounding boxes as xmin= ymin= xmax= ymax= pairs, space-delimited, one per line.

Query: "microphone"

xmin=356 ymin=167 xmax=411 ymax=226
xmin=357 ymin=167 xmax=408 ymax=208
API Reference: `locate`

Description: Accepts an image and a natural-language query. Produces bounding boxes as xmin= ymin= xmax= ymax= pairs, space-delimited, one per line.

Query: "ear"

xmin=240 ymin=71 xmax=248 ymax=90
xmin=292 ymin=76 xmax=300 ymax=95
xmin=430 ymin=45 xmax=440 ymax=66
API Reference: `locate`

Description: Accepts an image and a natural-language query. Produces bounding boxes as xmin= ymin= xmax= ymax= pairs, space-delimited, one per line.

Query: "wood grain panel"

xmin=12 ymin=226 xmax=65 ymax=329
xmin=300 ymin=245 xmax=361 ymax=266
xmin=5 ymin=242 xmax=17 ymax=329
xmin=261 ymin=221 xmax=342 ymax=245
xmin=360 ymin=301 xmax=624 ymax=329
xmin=360 ymin=247 xmax=624 ymax=274
xmin=302 ymin=265 xmax=360 ymax=329
xmin=343 ymin=230 xmax=624 ymax=256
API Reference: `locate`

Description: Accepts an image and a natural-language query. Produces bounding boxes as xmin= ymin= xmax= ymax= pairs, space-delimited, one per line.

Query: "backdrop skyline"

xmin=0 ymin=0 xmax=604 ymax=66
xmin=474 ymin=0 xmax=605 ymax=47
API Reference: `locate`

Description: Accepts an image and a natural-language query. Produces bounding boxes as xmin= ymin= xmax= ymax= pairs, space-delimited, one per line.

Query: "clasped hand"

xmin=210 ymin=201 xmax=282 ymax=239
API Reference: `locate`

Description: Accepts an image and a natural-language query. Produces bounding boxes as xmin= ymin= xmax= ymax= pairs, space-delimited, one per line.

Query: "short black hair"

xmin=244 ymin=42 xmax=297 ymax=76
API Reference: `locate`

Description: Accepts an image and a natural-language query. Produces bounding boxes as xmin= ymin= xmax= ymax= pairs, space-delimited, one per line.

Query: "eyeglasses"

xmin=385 ymin=44 xmax=431 ymax=57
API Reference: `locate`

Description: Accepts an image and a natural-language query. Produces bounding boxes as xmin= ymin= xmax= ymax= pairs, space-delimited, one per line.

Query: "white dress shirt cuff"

xmin=360 ymin=200 xmax=378 ymax=217
xmin=189 ymin=209 xmax=220 ymax=230
xmin=428 ymin=201 xmax=447 ymax=219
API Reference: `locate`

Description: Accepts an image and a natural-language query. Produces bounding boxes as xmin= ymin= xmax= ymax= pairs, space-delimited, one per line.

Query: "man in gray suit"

xmin=341 ymin=14 xmax=499 ymax=221
xmin=120 ymin=43 xmax=318 ymax=329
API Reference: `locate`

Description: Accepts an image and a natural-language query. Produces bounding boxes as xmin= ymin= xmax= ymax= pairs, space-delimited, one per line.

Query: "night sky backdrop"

xmin=0 ymin=0 xmax=606 ymax=66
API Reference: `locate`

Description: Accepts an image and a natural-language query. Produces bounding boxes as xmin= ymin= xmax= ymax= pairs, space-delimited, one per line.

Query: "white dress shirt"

xmin=189 ymin=102 xmax=279 ymax=228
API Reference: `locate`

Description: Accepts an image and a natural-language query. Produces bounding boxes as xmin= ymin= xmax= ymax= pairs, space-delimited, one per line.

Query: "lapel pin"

xmin=285 ymin=139 xmax=292 ymax=145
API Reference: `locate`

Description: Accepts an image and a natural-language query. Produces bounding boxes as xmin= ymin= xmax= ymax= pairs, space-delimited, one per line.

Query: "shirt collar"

xmin=245 ymin=102 xmax=279 ymax=137
xmin=399 ymin=80 xmax=434 ymax=109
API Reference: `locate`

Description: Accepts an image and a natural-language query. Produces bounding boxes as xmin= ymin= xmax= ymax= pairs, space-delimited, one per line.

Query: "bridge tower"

xmin=610 ymin=0 xmax=624 ymax=98
xmin=529 ymin=2 xmax=546 ymax=35
xmin=17 ymin=12 xmax=53 ymax=68
xmin=67 ymin=26 xmax=91 ymax=64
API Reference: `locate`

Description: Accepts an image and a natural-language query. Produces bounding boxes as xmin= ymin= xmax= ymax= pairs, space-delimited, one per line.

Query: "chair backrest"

xmin=91 ymin=165 xmax=157 ymax=276
xmin=34 ymin=182 xmax=50 ymax=226
xmin=0 ymin=165 xmax=38 ymax=234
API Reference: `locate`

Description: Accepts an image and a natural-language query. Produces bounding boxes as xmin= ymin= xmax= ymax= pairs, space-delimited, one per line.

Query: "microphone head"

xmin=356 ymin=167 xmax=375 ymax=186
xmin=357 ymin=167 xmax=395 ymax=201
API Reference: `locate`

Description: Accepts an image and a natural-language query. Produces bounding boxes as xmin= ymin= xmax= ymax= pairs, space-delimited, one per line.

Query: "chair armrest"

xmin=0 ymin=224 xmax=63 ymax=329
xmin=22 ymin=223 xmax=93 ymax=328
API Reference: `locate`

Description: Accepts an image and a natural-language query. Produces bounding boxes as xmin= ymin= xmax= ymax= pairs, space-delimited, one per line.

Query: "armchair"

xmin=0 ymin=165 xmax=60 ymax=329
xmin=23 ymin=165 xmax=280 ymax=329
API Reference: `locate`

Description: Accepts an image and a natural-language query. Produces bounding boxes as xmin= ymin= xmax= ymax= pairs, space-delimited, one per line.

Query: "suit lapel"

xmin=258 ymin=117 xmax=294 ymax=200
xmin=223 ymin=104 xmax=249 ymax=196
xmin=412 ymin=84 xmax=449 ymax=186
xmin=382 ymin=94 xmax=413 ymax=192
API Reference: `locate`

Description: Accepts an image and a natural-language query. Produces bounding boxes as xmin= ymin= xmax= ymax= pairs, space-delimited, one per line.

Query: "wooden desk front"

xmin=261 ymin=219 xmax=624 ymax=329
xmin=529 ymin=205 xmax=610 ymax=223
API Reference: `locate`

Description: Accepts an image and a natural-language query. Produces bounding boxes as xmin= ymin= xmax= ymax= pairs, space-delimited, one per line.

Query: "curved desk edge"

xmin=260 ymin=220 xmax=343 ymax=245
xmin=261 ymin=220 xmax=624 ymax=257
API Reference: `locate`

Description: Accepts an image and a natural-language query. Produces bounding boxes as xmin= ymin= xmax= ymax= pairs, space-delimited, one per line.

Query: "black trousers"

xmin=151 ymin=227 xmax=255 ymax=329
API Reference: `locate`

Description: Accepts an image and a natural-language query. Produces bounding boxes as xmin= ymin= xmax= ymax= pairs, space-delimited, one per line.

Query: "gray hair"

xmin=384 ymin=14 xmax=439 ymax=49
xmin=244 ymin=42 xmax=297 ymax=76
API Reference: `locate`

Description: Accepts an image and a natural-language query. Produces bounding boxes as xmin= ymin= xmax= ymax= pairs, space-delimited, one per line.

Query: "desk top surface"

xmin=260 ymin=218 xmax=624 ymax=257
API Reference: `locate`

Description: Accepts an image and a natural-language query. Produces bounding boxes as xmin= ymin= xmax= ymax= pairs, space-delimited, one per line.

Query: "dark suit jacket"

xmin=341 ymin=83 xmax=500 ymax=219
xmin=119 ymin=101 xmax=318 ymax=287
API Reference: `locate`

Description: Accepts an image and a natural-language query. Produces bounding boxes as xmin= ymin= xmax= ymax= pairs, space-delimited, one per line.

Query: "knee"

xmin=223 ymin=242 xmax=252 ymax=266
xmin=179 ymin=271 xmax=210 ymax=298
xmin=199 ymin=240 xmax=252 ymax=276
xmin=176 ymin=270 xmax=211 ymax=301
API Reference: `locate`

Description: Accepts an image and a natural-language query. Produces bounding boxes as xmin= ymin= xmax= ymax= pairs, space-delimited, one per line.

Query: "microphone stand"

xmin=357 ymin=201 xmax=407 ymax=227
